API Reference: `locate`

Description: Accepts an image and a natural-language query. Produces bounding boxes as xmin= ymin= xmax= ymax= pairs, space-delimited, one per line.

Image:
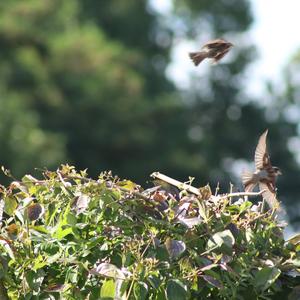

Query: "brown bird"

xmin=242 ymin=130 xmax=282 ymax=209
xmin=189 ymin=38 xmax=233 ymax=66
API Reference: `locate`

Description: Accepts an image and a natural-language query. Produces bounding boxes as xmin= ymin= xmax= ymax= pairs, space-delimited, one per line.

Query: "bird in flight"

xmin=242 ymin=130 xmax=281 ymax=209
xmin=189 ymin=38 xmax=233 ymax=66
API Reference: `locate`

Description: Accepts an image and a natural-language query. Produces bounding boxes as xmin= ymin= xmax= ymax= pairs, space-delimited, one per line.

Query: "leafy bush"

xmin=0 ymin=165 xmax=300 ymax=299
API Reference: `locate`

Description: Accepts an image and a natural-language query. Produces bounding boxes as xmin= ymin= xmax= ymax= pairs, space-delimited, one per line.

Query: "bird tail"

xmin=242 ymin=171 xmax=256 ymax=192
xmin=189 ymin=52 xmax=207 ymax=66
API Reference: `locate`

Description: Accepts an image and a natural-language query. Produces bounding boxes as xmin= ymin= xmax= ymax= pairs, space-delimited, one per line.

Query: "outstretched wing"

xmin=258 ymin=182 xmax=280 ymax=210
xmin=255 ymin=130 xmax=270 ymax=170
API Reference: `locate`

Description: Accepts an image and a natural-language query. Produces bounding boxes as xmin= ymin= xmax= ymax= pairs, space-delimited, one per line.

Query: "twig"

xmin=150 ymin=172 xmax=201 ymax=196
xmin=151 ymin=172 xmax=265 ymax=199
xmin=219 ymin=190 xmax=265 ymax=199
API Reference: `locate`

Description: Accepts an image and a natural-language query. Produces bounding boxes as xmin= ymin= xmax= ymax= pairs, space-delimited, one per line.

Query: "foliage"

xmin=0 ymin=165 xmax=300 ymax=299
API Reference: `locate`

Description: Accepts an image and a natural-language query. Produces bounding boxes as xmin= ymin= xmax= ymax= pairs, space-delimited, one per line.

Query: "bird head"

xmin=273 ymin=166 xmax=282 ymax=176
xmin=227 ymin=42 xmax=234 ymax=48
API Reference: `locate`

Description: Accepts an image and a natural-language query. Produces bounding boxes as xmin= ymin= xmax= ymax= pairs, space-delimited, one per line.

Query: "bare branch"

xmin=151 ymin=172 xmax=265 ymax=200
xmin=220 ymin=190 xmax=265 ymax=199
xmin=150 ymin=172 xmax=201 ymax=196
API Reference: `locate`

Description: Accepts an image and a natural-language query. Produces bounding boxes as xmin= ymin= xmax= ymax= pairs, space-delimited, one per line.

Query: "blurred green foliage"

xmin=0 ymin=1 xmax=299 ymax=223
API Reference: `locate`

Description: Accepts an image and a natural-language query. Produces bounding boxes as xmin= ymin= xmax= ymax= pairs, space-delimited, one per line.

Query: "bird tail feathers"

xmin=189 ymin=52 xmax=207 ymax=66
xmin=242 ymin=171 xmax=256 ymax=192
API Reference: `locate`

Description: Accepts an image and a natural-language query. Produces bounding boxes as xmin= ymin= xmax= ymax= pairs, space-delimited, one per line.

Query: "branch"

xmin=151 ymin=172 xmax=265 ymax=199
xmin=220 ymin=190 xmax=265 ymax=199
xmin=150 ymin=172 xmax=201 ymax=196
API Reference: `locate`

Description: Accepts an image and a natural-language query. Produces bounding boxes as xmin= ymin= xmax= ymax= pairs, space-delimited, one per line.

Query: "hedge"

xmin=0 ymin=165 xmax=300 ymax=299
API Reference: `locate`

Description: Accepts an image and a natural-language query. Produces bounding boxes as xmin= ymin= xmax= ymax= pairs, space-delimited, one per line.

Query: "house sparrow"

xmin=242 ymin=130 xmax=282 ymax=209
xmin=189 ymin=38 xmax=233 ymax=66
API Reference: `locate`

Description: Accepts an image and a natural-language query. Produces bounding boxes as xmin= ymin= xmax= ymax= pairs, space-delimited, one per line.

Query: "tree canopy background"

xmin=0 ymin=0 xmax=299 ymax=225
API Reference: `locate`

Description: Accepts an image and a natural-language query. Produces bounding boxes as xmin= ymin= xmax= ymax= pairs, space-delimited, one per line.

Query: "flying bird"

xmin=189 ymin=38 xmax=233 ymax=66
xmin=242 ymin=130 xmax=282 ymax=209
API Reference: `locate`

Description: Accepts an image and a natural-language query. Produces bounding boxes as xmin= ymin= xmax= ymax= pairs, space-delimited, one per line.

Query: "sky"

xmin=150 ymin=0 xmax=300 ymax=98
xmin=247 ymin=0 xmax=300 ymax=97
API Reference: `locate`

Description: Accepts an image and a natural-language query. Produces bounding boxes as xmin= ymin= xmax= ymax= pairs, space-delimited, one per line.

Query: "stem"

xmin=126 ymin=278 xmax=135 ymax=300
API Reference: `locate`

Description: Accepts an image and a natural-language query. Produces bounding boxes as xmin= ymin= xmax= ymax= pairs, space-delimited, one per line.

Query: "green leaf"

xmin=32 ymin=255 xmax=47 ymax=271
xmin=165 ymin=238 xmax=186 ymax=259
xmin=290 ymin=258 xmax=300 ymax=268
xmin=148 ymin=275 xmax=161 ymax=289
xmin=66 ymin=267 xmax=78 ymax=283
xmin=0 ymin=240 xmax=15 ymax=260
xmin=134 ymin=281 xmax=148 ymax=300
xmin=53 ymin=226 xmax=74 ymax=240
xmin=100 ymin=280 xmax=116 ymax=299
xmin=155 ymin=287 xmax=167 ymax=300
xmin=25 ymin=269 xmax=45 ymax=292
xmin=202 ymin=275 xmax=223 ymax=289
xmin=46 ymin=251 xmax=62 ymax=264
xmin=4 ymin=196 xmax=18 ymax=216
xmin=166 ymin=279 xmax=188 ymax=300
xmin=90 ymin=263 xmax=126 ymax=280
xmin=239 ymin=201 xmax=252 ymax=212
xmin=118 ymin=180 xmax=137 ymax=191
xmin=253 ymin=267 xmax=281 ymax=291
xmin=29 ymin=225 xmax=49 ymax=234
xmin=207 ymin=230 xmax=235 ymax=252
xmin=52 ymin=202 xmax=77 ymax=240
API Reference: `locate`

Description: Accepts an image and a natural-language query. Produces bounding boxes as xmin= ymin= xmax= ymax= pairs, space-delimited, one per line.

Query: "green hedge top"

xmin=0 ymin=165 xmax=300 ymax=300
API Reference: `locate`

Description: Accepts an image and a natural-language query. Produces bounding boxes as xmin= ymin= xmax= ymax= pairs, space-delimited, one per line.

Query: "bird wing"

xmin=213 ymin=48 xmax=231 ymax=62
xmin=258 ymin=182 xmax=280 ymax=209
xmin=202 ymin=39 xmax=227 ymax=49
xmin=255 ymin=130 xmax=270 ymax=170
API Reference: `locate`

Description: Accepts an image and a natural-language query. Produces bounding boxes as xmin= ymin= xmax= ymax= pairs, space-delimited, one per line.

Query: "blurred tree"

xmin=171 ymin=0 xmax=299 ymax=222
xmin=271 ymin=55 xmax=300 ymax=226
xmin=0 ymin=0 xmax=299 ymax=224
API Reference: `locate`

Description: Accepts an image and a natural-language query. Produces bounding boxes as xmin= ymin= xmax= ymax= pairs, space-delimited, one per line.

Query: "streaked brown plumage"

xmin=189 ymin=38 xmax=233 ymax=66
xmin=242 ymin=130 xmax=282 ymax=209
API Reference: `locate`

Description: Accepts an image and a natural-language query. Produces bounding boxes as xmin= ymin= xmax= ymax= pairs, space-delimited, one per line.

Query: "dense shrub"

xmin=0 ymin=165 xmax=300 ymax=299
